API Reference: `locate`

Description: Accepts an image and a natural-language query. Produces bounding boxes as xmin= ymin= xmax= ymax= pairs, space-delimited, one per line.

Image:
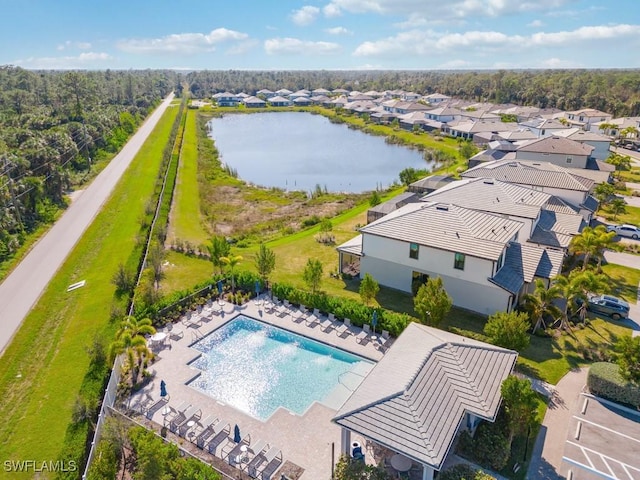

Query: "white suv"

xmin=607 ymin=224 xmax=640 ymax=239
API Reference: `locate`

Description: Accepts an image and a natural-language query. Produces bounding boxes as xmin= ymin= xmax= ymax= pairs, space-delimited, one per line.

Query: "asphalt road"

xmin=0 ymin=93 xmax=175 ymax=355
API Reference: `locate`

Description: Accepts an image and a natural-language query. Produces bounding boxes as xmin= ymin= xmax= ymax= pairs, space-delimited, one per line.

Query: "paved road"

xmin=0 ymin=93 xmax=175 ymax=355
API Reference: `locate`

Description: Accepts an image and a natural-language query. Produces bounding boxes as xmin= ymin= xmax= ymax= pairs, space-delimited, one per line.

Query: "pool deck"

xmin=128 ymin=296 xmax=388 ymax=479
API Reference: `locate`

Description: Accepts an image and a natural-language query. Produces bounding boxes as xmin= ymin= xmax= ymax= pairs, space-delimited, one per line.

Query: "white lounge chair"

xmin=334 ymin=318 xmax=353 ymax=337
xmin=251 ymin=446 xmax=283 ymax=480
xmin=305 ymin=308 xmax=319 ymax=327
xmin=355 ymin=324 xmax=371 ymax=344
xmin=205 ymin=421 xmax=230 ymax=453
xmin=319 ymin=312 xmax=333 ymax=332
xmin=380 ymin=330 xmax=392 ymax=351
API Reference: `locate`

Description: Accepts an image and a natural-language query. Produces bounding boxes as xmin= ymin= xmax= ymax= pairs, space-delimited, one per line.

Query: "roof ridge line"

xmin=438 ymin=344 xmax=490 ymax=414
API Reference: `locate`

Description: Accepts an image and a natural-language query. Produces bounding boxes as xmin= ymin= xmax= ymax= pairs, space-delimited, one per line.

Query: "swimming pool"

xmin=188 ymin=316 xmax=374 ymax=420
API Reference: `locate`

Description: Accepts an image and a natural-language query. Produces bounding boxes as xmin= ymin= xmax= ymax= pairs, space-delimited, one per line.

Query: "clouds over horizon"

xmin=14 ymin=52 xmax=113 ymax=69
xmin=264 ymin=37 xmax=341 ymax=55
xmin=117 ymin=28 xmax=250 ymax=55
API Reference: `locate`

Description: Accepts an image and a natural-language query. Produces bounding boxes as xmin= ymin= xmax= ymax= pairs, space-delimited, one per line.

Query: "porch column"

xmin=340 ymin=428 xmax=351 ymax=456
xmin=422 ymin=465 xmax=434 ymax=480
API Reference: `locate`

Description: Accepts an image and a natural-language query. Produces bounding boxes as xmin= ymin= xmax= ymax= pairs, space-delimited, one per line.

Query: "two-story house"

xmin=515 ymin=136 xmax=594 ymax=169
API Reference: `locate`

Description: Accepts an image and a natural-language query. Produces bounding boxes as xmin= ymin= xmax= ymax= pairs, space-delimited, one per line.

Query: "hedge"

xmin=272 ymin=282 xmax=416 ymax=337
xmin=587 ymin=362 xmax=640 ymax=408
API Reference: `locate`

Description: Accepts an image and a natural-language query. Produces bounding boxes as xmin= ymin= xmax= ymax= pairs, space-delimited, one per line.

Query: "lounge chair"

xmin=305 ymin=309 xmax=319 ymax=327
xmin=193 ymin=416 xmax=217 ymax=447
xmin=334 ymin=318 xmax=353 ymax=337
xmin=225 ymin=434 xmax=252 ymax=465
xmin=206 ymin=422 xmax=230 ymax=454
xmin=355 ymin=324 xmax=371 ymax=344
xmin=319 ymin=313 xmax=334 ymax=332
xmin=172 ymin=406 xmax=200 ymax=434
xmin=380 ymin=330 xmax=392 ymax=351
xmin=250 ymin=446 xmax=283 ymax=480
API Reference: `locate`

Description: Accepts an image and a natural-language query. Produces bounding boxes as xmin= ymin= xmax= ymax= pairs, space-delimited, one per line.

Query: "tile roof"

xmin=359 ymin=202 xmax=523 ymax=261
xmin=333 ymin=323 xmax=517 ymax=470
xmin=581 ymin=195 xmax=599 ymax=212
xmin=336 ymin=234 xmax=363 ymax=256
xmin=462 ymin=161 xmax=594 ymax=191
xmin=517 ymin=136 xmax=594 ymax=156
xmin=424 ymin=178 xmax=551 ymax=219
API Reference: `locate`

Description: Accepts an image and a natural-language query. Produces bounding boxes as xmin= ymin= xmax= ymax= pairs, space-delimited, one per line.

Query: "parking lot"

xmin=562 ymin=393 xmax=640 ymax=479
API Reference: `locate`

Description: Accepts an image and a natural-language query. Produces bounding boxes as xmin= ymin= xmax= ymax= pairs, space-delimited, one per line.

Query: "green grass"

xmin=0 ymin=106 xmax=180 ymax=477
xmin=600 ymin=263 xmax=640 ymax=304
xmin=600 ymin=204 xmax=640 ymax=225
xmin=168 ymin=109 xmax=210 ymax=246
xmin=162 ymin=250 xmax=214 ymax=294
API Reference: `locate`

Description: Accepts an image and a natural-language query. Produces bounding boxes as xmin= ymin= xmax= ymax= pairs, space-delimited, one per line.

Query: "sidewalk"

xmin=526 ymin=368 xmax=589 ymax=480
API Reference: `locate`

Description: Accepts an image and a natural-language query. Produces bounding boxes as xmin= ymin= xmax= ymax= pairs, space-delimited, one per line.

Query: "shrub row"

xmin=272 ymin=282 xmax=416 ymax=337
xmin=587 ymin=362 xmax=640 ymax=408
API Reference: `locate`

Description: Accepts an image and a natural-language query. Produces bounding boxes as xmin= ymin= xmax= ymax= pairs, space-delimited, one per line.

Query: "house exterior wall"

xmin=515 ymin=151 xmax=589 ymax=169
xmin=360 ymin=235 xmax=511 ymax=315
xmin=579 ymin=140 xmax=610 ymax=161
xmin=512 ymin=184 xmax=586 ymax=209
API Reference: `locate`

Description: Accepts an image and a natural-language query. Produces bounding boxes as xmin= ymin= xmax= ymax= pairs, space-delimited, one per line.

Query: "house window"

xmin=454 ymin=252 xmax=465 ymax=270
xmin=541 ymin=129 xmax=546 ymax=135
xmin=566 ymin=157 xmax=573 ymax=164
xmin=409 ymin=243 xmax=419 ymax=259
xmin=412 ymin=271 xmax=429 ymax=296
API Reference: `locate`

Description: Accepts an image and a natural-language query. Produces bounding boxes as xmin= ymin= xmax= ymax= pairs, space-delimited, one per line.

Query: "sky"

xmin=1 ymin=0 xmax=640 ymax=71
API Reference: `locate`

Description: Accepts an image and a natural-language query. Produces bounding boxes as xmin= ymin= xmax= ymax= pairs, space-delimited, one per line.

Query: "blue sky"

xmin=2 ymin=0 xmax=639 ymax=70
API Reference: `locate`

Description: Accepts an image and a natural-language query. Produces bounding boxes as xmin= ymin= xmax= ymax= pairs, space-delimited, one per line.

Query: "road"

xmin=0 ymin=93 xmax=175 ymax=355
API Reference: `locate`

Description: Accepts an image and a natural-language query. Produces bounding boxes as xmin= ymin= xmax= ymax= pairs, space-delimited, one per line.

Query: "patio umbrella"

xmin=217 ymin=280 xmax=224 ymax=296
xmin=255 ymin=280 xmax=261 ymax=296
xmin=233 ymin=424 xmax=241 ymax=443
xmin=371 ymin=311 xmax=378 ymax=334
xmin=160 ymin=380 xmax=167 ymax=398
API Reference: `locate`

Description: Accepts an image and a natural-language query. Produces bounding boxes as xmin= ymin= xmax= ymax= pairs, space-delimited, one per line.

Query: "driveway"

xmin=0 ymin=93 xmax=175 ymax=355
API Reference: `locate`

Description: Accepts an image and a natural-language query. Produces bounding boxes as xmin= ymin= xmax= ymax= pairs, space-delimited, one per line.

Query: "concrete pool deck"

xmin=128 ymin=297 xmax=387 ymax=479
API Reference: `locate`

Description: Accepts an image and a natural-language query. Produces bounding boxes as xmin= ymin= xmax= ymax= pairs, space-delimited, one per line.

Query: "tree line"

xmin=0 ymin=66 xmax=179 ymax=264
xmin=186 ymin=69 xmax=640 ymax=116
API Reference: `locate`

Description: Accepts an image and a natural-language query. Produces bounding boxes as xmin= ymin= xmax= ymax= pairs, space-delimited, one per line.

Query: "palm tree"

xmin=220 ymin=254 xmax=243 ymax=293
xmin=610 ymin=197 xmax=627 ymax=220
xmin=569 ymin=227 xmax=600 ymax=270
xmin=521 ymin=279 xmax=562 ymax=334
xmin=593 ymin=225 xmax=619 ymax=272
xmin=569 ymin=270 xmax=608 ymax=324
xmin=109 ymin=316 xmax=155 ymax=386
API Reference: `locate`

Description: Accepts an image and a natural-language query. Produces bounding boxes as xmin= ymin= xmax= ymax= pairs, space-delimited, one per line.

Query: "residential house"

xmin=490 ymin=105 xmax=545 ymax=122
xmin=461 ymin=160 xmax=598 ymax=222
xmin=519 ymin=118 xmax=568 ymax=137
xmin=311 ymin=88 xmax=331 ymax=96
xmin=424 ymin=106 xmax=462 ymax=123
xmin=515 ymin=136 xmax=594 ymax=169
xmin=401 ymin=92 xmax=421 ymax=101
xmin=424 ymin=93 xmax=451 ymax=104
xmin=554 ymin=128 xmax=612 ymax=161
xmin=564 ymin=108 xmax=612 ymax=131
xmin=275 ymin=88 xmax=293 ymax=97
xmin=446 ymin=119 xmax=520 ymax=140
xmin=332 ymin=88 xmax=349 ymax=95
xmin=292 ymin=96 xmax=312 ymax=106
xmin=407 ymin=174 xmax=455 ymax=195
xmin=289 ymin=90 xmax=310 ymax=100
xmin=473 ymin=129 xmax=537 ymax=146
xmin=591 ymin=116 xmax=640 ymax=139
xmin=256 ymin=88 xmax=275 ymax=99
xmin=212 ymin=92 xmax=239 ymax=107
xmin=334 ymin=323 xmax=517 ymax=480
xmin=242 ymin=96 xmax=266 ymax=108
xmin=266 ymin=95 xmax=292 ymax=107
xmin=366 ymin=192 xmax=419 ymax=224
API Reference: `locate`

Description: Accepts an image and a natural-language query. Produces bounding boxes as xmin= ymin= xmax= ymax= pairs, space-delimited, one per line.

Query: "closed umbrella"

xmin=217 ymin=280 xmax=224 ymax=295
xmin=371 ymin=311 xmax=378 ymax=334
xmin=255 ymin=280 xmax=261 ymax=296
xmin=160 ymin=380 xmax=167 ymax=398
xmin=233 ymin=424 xmax=241 ymax=443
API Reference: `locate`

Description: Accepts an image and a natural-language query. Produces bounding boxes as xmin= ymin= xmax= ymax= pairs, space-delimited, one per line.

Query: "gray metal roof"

xmin=333 ymin=323 xmax=517 ymax=470
xmin=517 ymin=136 xmax=594 ymax=156
xmin=360 ymin=202 xmax=523 ymax=261
xmin=368 ymin=192 xmax=419 ymax=214
xmin=538 ymin=209 xmax=584 ymax=236
xmin=462 ymin=161 xmax=594 ymax=192
xmin=581 ymin=195 xmax=599 ymax=212
xmin=424 ymin=178 xmax=551 ymax=219
xmin=336 ymin=234 xmax=363 ymax=256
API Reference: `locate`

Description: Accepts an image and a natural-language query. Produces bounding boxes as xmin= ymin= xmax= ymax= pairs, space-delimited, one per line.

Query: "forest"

xmin=186 ymin=69 xmax=640 ymax=116
xmin=0 ymin=67 xmax=179 ymax=263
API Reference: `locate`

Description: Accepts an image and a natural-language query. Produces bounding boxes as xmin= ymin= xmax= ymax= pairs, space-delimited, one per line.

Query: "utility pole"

xmin=1 ymin=157 xmax=24 ymax=233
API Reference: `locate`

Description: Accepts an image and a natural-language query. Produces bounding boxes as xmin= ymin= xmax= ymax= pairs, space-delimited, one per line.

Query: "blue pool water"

xmin=188 ymin=316 xmax=372 ymax=420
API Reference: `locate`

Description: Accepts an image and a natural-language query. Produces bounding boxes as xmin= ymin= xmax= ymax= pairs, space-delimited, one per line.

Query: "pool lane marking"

xmin=571 ymin=415 xmax=640 ymax=444
xmin=565 ymin=440 xmax=640 ymax=479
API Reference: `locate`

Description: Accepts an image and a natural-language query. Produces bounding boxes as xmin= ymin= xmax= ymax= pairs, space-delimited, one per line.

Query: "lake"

xmin=207 ymin=112 xmax=431 ymax=193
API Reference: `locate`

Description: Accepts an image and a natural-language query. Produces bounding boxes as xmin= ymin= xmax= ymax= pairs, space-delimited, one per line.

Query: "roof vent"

xmin=508 ymin=162 xmax=517 ymax=167
xmin=436 ymin=205 xmax=449 ymax=211
xmin=456 ymin=232 xmax=460 ymax=238
xmin=483 ymin=179 xmax=495 ymax=184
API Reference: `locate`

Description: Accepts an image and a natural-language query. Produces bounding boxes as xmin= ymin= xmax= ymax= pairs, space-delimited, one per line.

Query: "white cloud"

xmin=539 ymin=57 xmax=583 ymax=68
xmin=354 ymin=24 xmax=640 ymax=57
xmin=527 ymin=19 xmax=544 ymax=27
xmin=117 ymin=28 xmax=249 ymax=54
xmin=324 ymin=0 xmax=574 ymax=20
xmin=14 ymin=52 xmax=113 ymax=69
xmin=290 ymin=6 xmax=320 ymax=26
xmin=264 ymin=37 xmax=341 ymax=55
xmin=57 ymin=40 xmax=92 ymax=51
xmin=325 ymin=26 xmax=352 ymax=35
xmin=438 ymin=59 xmax=473 ymax=69
xmin=323 ymin=3 xmax=342 ymax=17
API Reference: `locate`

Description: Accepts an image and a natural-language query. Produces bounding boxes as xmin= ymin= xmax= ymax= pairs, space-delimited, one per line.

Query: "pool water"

xmin=188 ymin=316 xmax=373 ymax=420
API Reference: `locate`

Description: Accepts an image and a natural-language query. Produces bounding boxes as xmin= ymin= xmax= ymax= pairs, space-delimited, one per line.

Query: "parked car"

xmin=606 ymin=224 xmax=640 ymax=239
xmin=587 ymin=294 xmax=630 ymax=320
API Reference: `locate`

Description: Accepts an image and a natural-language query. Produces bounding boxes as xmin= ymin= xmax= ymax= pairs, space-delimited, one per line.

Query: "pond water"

xmin=207 ymin=112 xmax=431 ymax=193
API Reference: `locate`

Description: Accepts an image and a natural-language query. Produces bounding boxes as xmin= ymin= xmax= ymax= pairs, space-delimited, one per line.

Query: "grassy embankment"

xmin=0 ymin=105 xmax=179 ymax=478
xmin=163 ymin=108 xmax=632 ymax=386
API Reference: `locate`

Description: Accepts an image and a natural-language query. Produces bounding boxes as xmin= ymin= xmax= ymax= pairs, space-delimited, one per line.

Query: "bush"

xmin=587 ymin=362 xmax=640 ymax=408
xmin=458 ymin=422 xmax=510 ymax=471
xmin=439 ymin=464 xmax=496 ymax=480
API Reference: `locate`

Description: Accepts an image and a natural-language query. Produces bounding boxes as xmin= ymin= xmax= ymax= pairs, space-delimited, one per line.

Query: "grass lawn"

xmin=168 ymin=108 xmax=210 ymax=246
xmin=0 ymin=106 xmax=179 ymax=475
xmin=600 ymin=204 xmax=640 ymax=226
xmin=600 ymin=263 xmax=640 ymax=304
